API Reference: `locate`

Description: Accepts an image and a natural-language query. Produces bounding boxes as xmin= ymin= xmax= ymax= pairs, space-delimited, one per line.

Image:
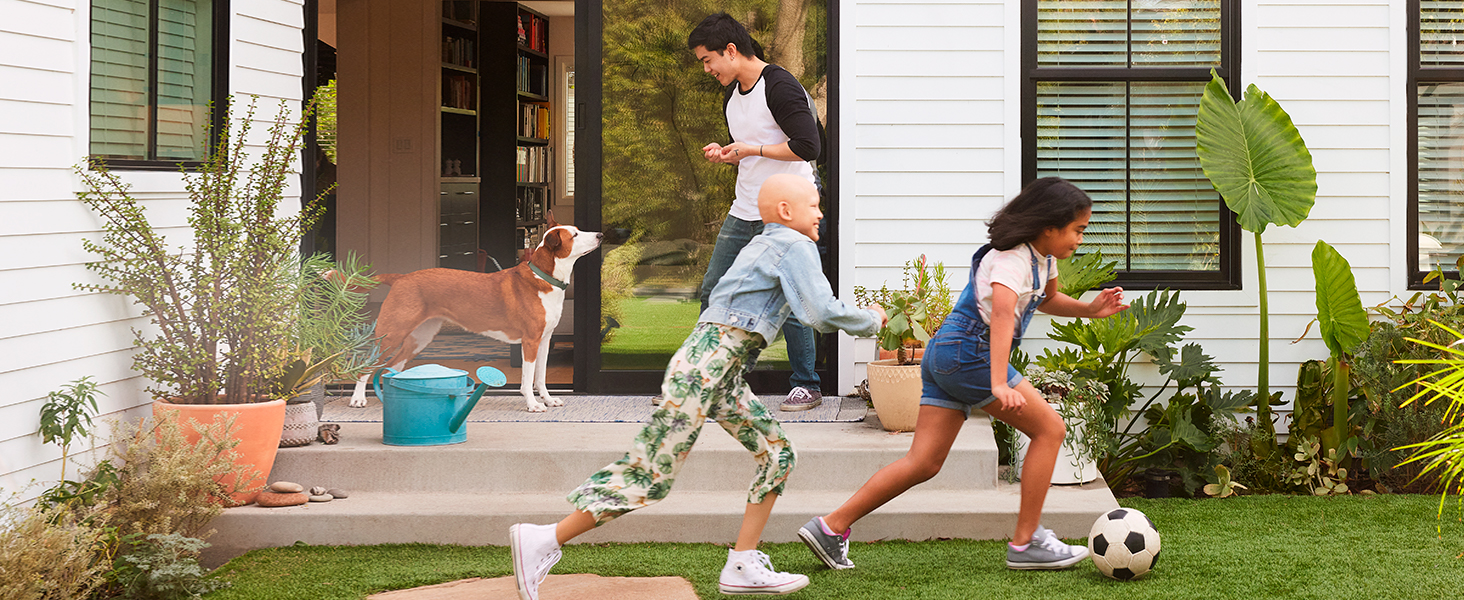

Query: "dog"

xmin=350 ymin=215 xmax=602 ymax=412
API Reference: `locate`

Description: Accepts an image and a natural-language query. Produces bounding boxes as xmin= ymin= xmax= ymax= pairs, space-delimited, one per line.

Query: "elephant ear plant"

xmin=1195 ymin=69 xmax=1318 ymax=457
xmin=1308 ymin=241 xmax=1371 ymax=465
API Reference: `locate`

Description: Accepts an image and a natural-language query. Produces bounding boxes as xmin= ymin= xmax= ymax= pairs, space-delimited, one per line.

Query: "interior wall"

xmin=337 ymin=0 xmax=440 ymax=298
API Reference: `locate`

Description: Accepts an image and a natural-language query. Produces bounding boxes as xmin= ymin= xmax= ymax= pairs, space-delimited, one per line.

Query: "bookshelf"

xmin=439 ymin=1 xmax=479 ymax=271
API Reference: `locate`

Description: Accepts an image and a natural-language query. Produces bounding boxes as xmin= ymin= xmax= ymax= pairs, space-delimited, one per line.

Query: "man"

xmin=688 ymin=12 xmax=827 ymax=411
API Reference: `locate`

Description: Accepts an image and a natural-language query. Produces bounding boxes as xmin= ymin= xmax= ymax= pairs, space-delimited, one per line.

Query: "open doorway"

xmin=313 ymin=0 xmax=579 ymax=390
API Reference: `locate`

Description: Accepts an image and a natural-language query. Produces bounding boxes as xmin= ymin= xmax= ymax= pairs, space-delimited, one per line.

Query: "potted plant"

xmin=74 ymin=96 xmax=333 ymax=504
xmin=1008 ymin=366 xmax=1111 ymax=484
xmin=279 ymin=253 xmax=380 ymax=447
xmin=855 ymin=255 xmax=952 ymax=431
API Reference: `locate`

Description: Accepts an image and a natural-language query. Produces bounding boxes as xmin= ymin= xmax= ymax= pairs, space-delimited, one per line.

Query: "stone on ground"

xmin=366 ymin=574 xmax=697 ymax=600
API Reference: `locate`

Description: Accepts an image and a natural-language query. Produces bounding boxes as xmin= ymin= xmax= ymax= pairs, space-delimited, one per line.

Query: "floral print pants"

xmin=568 ymin=323 xmax=797 ymax=526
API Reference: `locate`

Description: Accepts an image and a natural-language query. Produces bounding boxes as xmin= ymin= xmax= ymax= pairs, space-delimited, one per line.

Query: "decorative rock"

xmin=309 ymin=494 xmax=333 ymax=502
xmin=327 ymin=488 xmax=348 ymax=499
xmin=256 ymin=491 xmax=308 ymax=507
xmin=268 ymin=481 xmax=304 ymax=493
xmin=319 ymin=423 xmax=341 ymax=445
xmin=310 ymin=486 xmax=328 ymax=496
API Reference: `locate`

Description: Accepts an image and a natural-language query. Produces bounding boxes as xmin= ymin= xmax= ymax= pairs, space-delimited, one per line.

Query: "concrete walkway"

xmin=367 ymin=574 xmax=696 ymax=600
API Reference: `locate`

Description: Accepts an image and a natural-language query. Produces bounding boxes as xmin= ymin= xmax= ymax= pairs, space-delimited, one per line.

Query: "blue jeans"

xmin=699 ymin=215 xmax=820 ymax=392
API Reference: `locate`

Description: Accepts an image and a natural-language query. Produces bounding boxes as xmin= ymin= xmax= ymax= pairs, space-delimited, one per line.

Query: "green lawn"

xmin=210 ymin=495 xmax=1464 ymax=599
xmin=600 ymin=296 xmax=789 ymax=370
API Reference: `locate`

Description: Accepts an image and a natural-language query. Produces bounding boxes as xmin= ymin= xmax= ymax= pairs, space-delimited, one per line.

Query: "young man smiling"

xmin=687 ymin=12 xmax=828 ymax=412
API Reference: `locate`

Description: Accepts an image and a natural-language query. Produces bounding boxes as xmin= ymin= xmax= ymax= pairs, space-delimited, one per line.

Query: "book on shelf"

xmin=515 ymin=146 xmax=553 ymax=183
xmin=444 ymin=1 xmax=476 ymax=25
xmin=442 ymin=36 xmax=475 ymax=68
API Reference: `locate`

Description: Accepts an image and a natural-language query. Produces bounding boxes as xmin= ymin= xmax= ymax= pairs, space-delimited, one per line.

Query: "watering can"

xmin=372 ymin=364 xmax=508 ymax=446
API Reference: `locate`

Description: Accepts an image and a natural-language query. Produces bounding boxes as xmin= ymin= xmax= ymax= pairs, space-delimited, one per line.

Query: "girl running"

xmin=798 ymin=177 xmax=1127 ymax=571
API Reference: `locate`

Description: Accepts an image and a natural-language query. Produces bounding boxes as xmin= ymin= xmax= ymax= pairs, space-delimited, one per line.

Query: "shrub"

xmin=112 ymin=533 xmax=230 ymax=600
xmin=0 ymin=499 xmax=110 ymax=600
xmin=100 ymin=414 xmax=253 ymax=539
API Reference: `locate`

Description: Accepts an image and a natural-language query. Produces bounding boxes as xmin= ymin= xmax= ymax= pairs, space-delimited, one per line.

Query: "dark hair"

xmin=687 ymin=13 xmax=759 ymax=59
xmin=986 ymin=177 xmax=1093 ymax=250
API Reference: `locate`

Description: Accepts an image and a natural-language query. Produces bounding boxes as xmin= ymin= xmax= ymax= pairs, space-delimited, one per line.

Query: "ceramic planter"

xmin=866 ymin=358 xmax=922 ymax=432
xmin=152 ymin=399 xmax=286 ymax=505
xmin=1015 ymin=403 xmax=1100 ymax=484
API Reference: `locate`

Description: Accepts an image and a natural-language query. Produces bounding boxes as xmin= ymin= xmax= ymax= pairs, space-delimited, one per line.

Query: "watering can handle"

xmin=371 ymin=367 xmax=395 ymax=401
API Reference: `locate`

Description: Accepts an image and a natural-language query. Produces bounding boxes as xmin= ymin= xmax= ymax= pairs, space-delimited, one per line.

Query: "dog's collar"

xmin=529 ymin=262 xmax=569 ymax=290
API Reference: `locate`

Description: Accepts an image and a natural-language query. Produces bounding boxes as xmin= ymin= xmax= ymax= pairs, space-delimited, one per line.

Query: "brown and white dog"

xmin=349 ymin=216 xmax=602 ymax=412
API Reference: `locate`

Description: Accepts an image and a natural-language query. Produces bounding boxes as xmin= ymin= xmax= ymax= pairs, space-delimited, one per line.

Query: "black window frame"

xmin=88 ymin=0 xmax=231 ymax=171
xmin=1408 ymin=0 xmax=1464 ymax=288
xmin=1021 ymin=0 xmax=1242 ymax=290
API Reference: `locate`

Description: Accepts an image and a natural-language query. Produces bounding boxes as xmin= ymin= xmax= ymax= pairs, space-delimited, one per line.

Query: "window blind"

xmin=1034 ymin=0 xmax=1223 ymax=272
xmin=1420 ymin=0 xmax=1464 ymax=66
xmin=1417 ymin=83 xmax=1464 ymax=271
xmin=90 ymin=0 xmax=150 ymax=159
xmin=156 ymin=0 xmax=211 ymax=161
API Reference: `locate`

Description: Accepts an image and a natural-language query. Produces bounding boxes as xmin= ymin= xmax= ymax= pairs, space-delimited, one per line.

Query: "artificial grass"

xmin=209 ymin=494 xmax=1464 ymax=599
xmin=599 ymin=296 xmax=789 ymax=370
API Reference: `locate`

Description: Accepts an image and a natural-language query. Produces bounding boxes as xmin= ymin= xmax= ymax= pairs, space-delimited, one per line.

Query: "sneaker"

xmin=781 ymin=387 xmax=822 ymax=412
xmin=651 ymin=395 xmax=663 ymax=406
xmin=1005 ymin=526 xmax=1089 ymax=570
xmin=719 ymin=549 xmax=810 ymax=595
xmin=510 ymin=523 xmax=563 ymax=600
xmin=797 ymin=516 xmax=855 ymax=570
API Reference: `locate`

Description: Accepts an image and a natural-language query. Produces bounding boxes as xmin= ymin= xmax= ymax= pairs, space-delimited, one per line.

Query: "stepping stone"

xmin=366 ymin=574 xmax=696 ymax=600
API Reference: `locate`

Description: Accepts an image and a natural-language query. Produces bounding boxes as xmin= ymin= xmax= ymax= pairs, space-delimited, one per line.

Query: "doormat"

xmin=319 ymin=394 xmax=867 ymax=424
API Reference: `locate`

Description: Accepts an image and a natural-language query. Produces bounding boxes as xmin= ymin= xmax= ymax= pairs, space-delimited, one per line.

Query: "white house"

xmin=1 ymin=0 xmax=1451 ymax=499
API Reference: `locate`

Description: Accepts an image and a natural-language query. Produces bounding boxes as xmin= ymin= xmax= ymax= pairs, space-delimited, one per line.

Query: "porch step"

xmin=265 ymin=420 xmax=999 ymax=493
xmin=203 ymin=417 xmax=1118 ymax=567
xmin=203 ymin=485 xmax=1117 ymax=567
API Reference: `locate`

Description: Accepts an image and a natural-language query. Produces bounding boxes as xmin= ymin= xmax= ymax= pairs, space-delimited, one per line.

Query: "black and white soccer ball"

xmin=1088 ymin=508 xmax=1161 ymax=580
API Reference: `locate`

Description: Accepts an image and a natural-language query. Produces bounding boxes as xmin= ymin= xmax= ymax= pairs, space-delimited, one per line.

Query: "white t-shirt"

xmin=723 ymin=67 xmax=818 ymax=221
xmin=975 ymin=244 xmax=1058 ymax=325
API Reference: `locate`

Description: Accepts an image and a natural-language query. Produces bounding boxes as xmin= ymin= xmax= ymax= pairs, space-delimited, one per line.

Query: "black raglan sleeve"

xmin=762 ymin=67 xmax=821 ymax=162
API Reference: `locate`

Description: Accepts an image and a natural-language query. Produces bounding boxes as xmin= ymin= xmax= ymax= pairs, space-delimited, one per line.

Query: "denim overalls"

xmin=920 ymin=243 xmax=1049 ymax=415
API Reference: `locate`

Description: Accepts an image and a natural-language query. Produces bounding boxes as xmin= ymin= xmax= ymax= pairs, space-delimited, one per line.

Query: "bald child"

xmin=509 ymin=174 xmax=885 ymax=599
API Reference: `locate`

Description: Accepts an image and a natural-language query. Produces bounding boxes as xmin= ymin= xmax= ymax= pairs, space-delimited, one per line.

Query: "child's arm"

xmin=1036 ymin=277 xmax=1127 ymax=319
xmin=987 ymin=283 xmax=1026 ymax=411
xmin=777 ymin=242 xmax=884 ymax=337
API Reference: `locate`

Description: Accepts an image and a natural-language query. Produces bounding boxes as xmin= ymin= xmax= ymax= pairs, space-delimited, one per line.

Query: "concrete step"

xmin=203 ymin=483 xmax=1118 ymax=567
xmin=268 ymin=419 xmax=999 ymax=493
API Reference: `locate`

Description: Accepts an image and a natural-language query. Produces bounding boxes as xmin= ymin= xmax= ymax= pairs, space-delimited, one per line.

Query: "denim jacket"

xmin=700 ymin=223 xmax=880 ymax=342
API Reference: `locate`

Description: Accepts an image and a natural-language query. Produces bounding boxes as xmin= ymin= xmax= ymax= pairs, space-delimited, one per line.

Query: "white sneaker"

xmin=510 ymin=523 xmax=563 ymax=600
xmin=719 ymin=549 xmax=810 ymax=595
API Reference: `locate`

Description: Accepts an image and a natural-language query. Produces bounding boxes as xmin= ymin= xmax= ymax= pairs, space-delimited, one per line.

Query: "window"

xmin=90 ymin=0 xmax=227 ymax=166
xmin=1023 ymin=0 xmax=1240 ymax=288
xmin=1411 ymin=0 xmax=1464 ymax=285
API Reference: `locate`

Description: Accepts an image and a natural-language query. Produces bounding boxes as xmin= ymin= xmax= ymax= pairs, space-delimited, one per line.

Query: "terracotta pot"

xmin=152 ymin=399 xmax=286 ymax=505
xmin=866 ymin=358 xmax=922 ymax=432
xmin=876 ymin=346 xmax=925 ymax=362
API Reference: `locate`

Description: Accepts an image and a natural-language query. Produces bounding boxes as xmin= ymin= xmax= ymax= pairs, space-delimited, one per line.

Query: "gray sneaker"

xmin=781 ymin=387 xmax=822 ymax=412
xmin=1006 ymin=526 xmax=1089 ymax=570
xmin=797 ymin=516 xmax=854 ymax=570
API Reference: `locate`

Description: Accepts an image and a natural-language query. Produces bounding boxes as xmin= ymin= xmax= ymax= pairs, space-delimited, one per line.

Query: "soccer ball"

xmin=1088 ymin=508 xmax=1161 ymax=580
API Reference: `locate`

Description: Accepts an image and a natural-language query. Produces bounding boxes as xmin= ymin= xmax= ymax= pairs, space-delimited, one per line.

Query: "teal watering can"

xmin=372 ymin=364 xmax=508 ymax=446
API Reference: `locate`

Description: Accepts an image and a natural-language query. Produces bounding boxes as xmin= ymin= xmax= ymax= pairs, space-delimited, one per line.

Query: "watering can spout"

xmin=448 ymin=366 xmax=509 ymax=433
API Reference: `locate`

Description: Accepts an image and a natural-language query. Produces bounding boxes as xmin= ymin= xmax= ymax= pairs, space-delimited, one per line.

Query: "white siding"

xmin=0 ymin=0 xmax=306 ymax=501
xmin=844 ymin=0 xmax=1404 ymax=421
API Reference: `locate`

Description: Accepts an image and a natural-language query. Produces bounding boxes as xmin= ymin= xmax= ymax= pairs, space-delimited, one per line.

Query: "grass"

xmin=600 ymin=296 xmax=789 ymax=370
xmin=209 ymin=495 xmax=1464 ymax=599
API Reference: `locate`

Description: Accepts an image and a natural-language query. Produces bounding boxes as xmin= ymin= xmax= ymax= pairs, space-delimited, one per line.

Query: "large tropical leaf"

xmin=1195 ymin=70 xmax=1318 ymax=233
xmin=1311 ymin=241 xmax=1370 ymax=357
xmin=1057 ymin=249 xmax=1118 ymax=298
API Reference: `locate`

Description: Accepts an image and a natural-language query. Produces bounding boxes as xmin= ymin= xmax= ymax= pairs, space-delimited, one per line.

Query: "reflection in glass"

xmin=1038 ymin=0 xmax=1127 ymax=68
xmin=1418 ymin=83 xmax=1464 ymax=271
xmin=1421 ymin=0 xmax=1464 ymax=67
xmin=1037 ymin=81 xmax=1218 ymax=271
xmin=600 ymin=0 xmax=828 ymax=371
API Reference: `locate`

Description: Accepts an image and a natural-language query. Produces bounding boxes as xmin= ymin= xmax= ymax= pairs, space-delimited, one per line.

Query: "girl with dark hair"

xmin=798 ymin=176 xmax=1128 ymax=573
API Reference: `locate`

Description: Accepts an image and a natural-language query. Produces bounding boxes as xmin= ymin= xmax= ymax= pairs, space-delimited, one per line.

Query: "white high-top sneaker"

xmin=718 ymin=548 xmax=810 ymax=595
xmin=509 ymin=523 xmax=563 ymax=600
